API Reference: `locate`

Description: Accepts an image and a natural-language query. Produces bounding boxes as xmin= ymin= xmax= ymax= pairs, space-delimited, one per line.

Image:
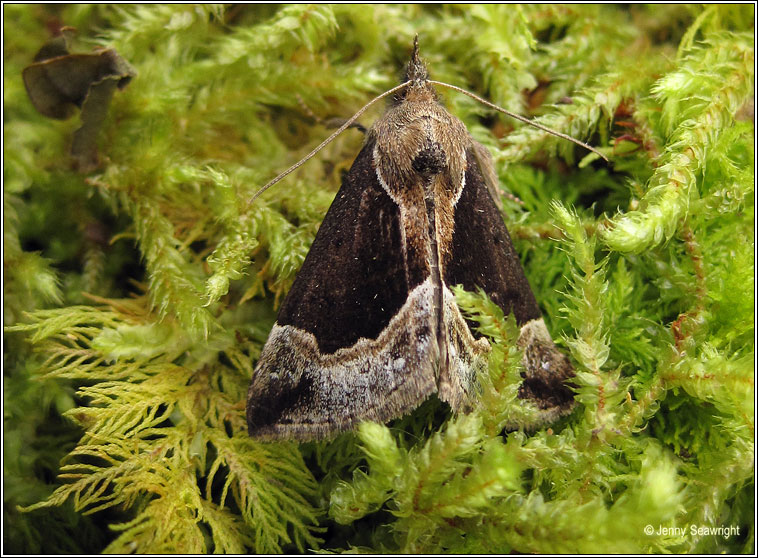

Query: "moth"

xmin=247 ymin=39 xmax=595 ymax=441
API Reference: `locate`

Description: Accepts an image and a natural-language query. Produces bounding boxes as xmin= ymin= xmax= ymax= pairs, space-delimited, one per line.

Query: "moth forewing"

xmin=470 ymin=140 xmax=505 ymax=210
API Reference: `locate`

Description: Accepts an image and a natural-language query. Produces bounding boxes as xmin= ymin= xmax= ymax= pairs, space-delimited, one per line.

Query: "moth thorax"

xmin=412 ymin=140 xmax=447 ymax=177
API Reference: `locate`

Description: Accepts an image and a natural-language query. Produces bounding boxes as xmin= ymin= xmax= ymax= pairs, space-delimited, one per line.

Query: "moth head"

xmin=405 ymin=35 xmax=428 ymax=84
xmin=394 ymin=35 xmax=438 ymax=105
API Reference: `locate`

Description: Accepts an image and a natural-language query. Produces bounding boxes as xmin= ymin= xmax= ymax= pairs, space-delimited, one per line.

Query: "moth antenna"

xmin=428 ymin=80 xmax=609 ymax=163
xmin=247 ymin=81 xmax=411 ymax=207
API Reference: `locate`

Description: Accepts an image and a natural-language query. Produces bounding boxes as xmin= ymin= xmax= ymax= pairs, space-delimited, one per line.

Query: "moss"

xmin=4 ymin=4 xmax=754 ymax=553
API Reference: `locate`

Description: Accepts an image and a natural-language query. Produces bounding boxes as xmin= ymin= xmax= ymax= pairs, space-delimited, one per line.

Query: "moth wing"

xmin=445 ymin=147 xmax=575 ymax=424
xmin=247 ymin=138 xmax=437 ymax=440
xmin=446 ymin=147 xmax=543 ymax=326
xmin=471 ymin=140 xmax=503 ymax=210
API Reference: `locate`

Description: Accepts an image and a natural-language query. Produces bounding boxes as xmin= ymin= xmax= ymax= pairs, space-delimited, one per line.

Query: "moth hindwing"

xmin=246 ymin=42 xmax=575 ymax=441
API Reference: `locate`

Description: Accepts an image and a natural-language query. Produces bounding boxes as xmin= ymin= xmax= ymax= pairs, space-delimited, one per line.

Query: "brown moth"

xmin=247 ymin=39 xmax=582 ymax=441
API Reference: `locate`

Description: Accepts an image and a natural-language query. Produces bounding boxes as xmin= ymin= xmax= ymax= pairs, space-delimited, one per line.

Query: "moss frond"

xmin=603 ymin=30 xmax=754 ymax=253
xmin=14 ymin=300 xmax=322 ymax=553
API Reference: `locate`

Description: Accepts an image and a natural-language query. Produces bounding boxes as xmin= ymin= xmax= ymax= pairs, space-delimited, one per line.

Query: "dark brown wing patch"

xmin=445 ymin=149 xmax=542 ymax=326
xmin=277 ymin=137 xmax=429 ymax=354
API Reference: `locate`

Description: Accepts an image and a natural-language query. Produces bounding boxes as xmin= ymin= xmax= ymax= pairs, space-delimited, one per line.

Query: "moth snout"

xmin=412 ymin=141 xmax=447 ymax=176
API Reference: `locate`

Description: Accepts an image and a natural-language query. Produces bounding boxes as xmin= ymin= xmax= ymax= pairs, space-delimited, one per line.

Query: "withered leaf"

xmin=22 ymin=28 xmax=136 ymax=171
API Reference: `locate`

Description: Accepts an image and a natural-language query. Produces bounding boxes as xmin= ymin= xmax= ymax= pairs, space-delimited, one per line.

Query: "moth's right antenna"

xmin=429 ymin=80 xmax=609 ymax=163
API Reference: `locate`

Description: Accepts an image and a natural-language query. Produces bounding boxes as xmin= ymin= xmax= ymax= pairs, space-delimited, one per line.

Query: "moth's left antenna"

xmin=246 ymin=81 xmax=410 ymax=208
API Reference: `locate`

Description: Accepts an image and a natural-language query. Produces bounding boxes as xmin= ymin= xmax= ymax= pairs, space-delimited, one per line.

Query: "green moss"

xmin=3 ymin=4 xmax=753 ymax=553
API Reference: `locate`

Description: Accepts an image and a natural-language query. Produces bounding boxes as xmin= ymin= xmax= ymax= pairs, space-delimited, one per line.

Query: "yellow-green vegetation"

xmin=4 ymin=4 xmax=753 ymax=553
